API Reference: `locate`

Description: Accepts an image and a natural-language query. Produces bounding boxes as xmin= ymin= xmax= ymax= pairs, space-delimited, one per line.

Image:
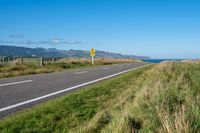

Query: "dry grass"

xmin=181 ymin=60 xmax=200 ymax=63
xmin=102 ymin=61 xmax=200 ymax=133
xmin=70 ymin=61 xmax=200 ymax=133
xmin=57 ymin=58 xmax=137 ymax=65
xmin=0 ymin=58 xmax=137 ymax=79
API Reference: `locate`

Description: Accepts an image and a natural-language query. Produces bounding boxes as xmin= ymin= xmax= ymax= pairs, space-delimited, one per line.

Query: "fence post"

xmin=2 ymin=57 xmax=4 ymax=65
xmin=21 ymin=57 xmax=23 ymax=64
xmin=40 ymin=58 xmax=43 ymax=67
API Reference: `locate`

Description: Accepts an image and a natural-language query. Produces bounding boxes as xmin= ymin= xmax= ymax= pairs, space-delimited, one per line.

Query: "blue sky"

xmin=0 ymin=0 xmax=200 ymax=59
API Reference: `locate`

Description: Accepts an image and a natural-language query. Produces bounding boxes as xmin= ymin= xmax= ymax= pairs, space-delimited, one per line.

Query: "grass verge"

xmin=0 ymin=63 xmax=150 ymax=133
xmin=0 ymin=58 xmax=137 ymax=79
xmin=0 ymin=62 xmax=199 ymax=133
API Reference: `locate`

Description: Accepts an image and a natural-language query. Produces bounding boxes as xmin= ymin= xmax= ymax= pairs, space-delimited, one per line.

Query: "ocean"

xmin=142 ymin=59 xmax=183 ymax=63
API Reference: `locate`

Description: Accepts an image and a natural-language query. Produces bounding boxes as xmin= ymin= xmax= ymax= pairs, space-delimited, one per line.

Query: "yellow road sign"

xmin=90 ymin=53 xmax=96 ymax=57
xmin=90 ymin=48 xmax=96 ymax=54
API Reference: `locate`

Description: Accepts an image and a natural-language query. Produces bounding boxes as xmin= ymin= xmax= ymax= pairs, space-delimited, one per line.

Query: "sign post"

xmin=90 ymin=48 xmax=96 ymax=65
xmin=92 ymin=56 xmax=94 ymax=65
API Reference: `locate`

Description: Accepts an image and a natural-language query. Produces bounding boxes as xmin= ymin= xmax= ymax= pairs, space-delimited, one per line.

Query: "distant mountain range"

xmin=0 ymin=45 xmax=150 ymax=59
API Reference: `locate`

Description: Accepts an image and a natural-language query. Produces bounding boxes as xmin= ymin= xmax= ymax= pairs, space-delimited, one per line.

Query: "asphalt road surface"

xmin=0 ymin=62 xmax=148 ymax=118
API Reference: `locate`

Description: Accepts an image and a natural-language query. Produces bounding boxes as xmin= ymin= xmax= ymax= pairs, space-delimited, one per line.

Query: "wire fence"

xmin=0 ymin=57 xmax=135 ymax=67
xmin=0 ymin=57 xmax=74 ymax=67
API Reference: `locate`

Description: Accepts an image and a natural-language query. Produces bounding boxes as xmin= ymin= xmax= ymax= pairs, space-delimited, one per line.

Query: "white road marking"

xmin=0 ymin=64 xmax=150 ymax=113
xmin=0 ymin=80 xmax=33 ymax=87
xmin=102 ymin=67 xmax=110 ymax=70
xmin=74 ymin=71 xmax=88 ymax=75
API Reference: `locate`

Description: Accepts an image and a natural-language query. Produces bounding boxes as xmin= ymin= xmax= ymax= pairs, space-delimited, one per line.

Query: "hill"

xmin=0 ymin=45 xmax=150 ymax=59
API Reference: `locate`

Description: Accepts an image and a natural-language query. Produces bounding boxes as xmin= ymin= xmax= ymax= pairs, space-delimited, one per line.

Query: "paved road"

xmin=0 ymin=62 xmax=148 ymax=118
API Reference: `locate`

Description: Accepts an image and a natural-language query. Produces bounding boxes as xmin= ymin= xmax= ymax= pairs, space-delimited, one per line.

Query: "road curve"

xmin=0 ymin=62 xmax=148 ymax=118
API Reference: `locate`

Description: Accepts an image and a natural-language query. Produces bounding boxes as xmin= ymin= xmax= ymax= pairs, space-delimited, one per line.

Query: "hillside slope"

xmin=0 ymin=45 xmax=150 ymax=59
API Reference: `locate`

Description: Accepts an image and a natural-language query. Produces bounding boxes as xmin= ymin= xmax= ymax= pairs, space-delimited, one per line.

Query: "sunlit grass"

xmin=0 ymin=63 xmax=149 ymax=133
xmin=0 ymin=58 xmax=137 ymax=79
xmin=0 ymin=62 xmax=199 ymax=133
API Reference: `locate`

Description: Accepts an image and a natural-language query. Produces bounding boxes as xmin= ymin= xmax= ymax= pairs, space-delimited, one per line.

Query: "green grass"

xmin=0 ymin=63 xmax=151 ymax=133
xmin=0 ymin=62 xmax=199 ymax=133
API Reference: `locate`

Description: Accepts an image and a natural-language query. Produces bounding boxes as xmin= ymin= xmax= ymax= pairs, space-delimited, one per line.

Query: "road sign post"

xmin=90 ymin=48 xmax=96 ymax=65
xmin=92 ymin=56 xmax=94 ymax=65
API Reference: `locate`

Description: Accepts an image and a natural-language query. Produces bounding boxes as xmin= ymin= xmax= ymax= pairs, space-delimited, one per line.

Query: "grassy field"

xmin=0 ymin=58 xmax=137 ymax=79
xmin=0 ymin=62 xmax=199 ymax=133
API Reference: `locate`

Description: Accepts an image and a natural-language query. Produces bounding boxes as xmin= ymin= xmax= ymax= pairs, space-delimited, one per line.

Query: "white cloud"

xmin=8 ymin=33 xmax=24 ymax=38
xmin=0 ymin=39 xmax=83 ymax=45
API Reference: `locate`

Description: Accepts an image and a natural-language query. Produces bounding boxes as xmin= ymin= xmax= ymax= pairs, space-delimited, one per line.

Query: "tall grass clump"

xmin=101 ymin=62 xmax=200 ymax=133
